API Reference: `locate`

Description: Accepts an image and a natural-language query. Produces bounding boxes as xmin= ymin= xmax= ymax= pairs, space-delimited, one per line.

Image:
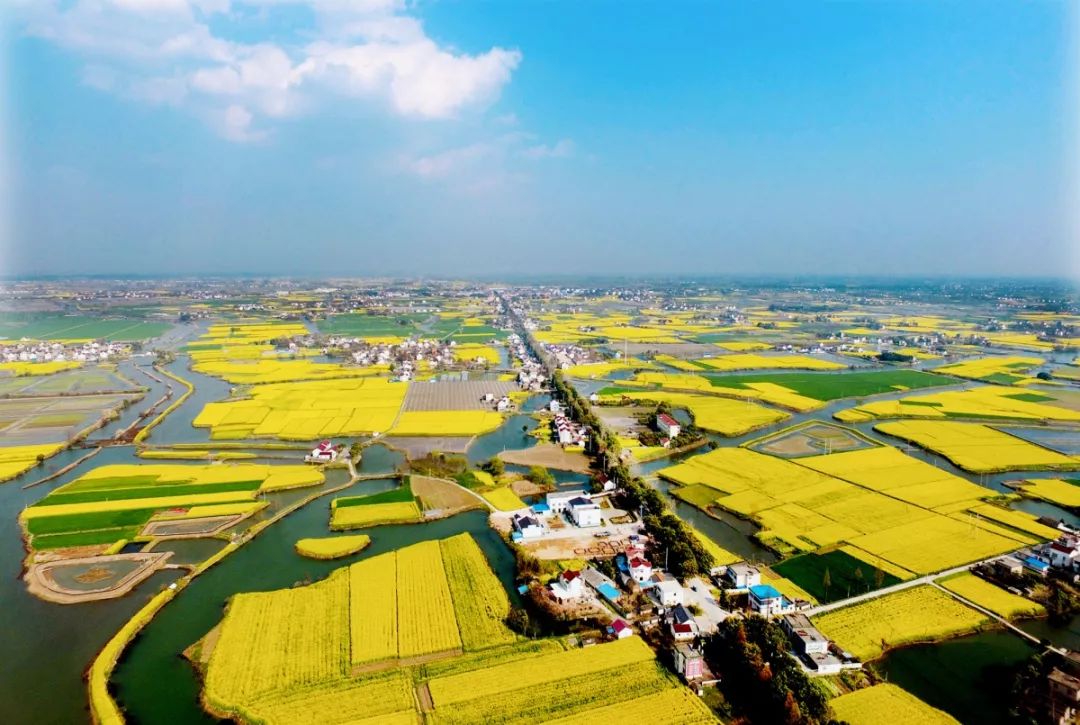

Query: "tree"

xmin=527 ymin=465 xmax=555 ymax=488
xmin=822 ymin=567 xmax=832 ymax=598
xmin=484 ymin=456 xmax=505 ymax=477
xmin=874 ymin=566 xmax=885 ymax=590
xmin=854 ymin=566 xmax=864 ymax=591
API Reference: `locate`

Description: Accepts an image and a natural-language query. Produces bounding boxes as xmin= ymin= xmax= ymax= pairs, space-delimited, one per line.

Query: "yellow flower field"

xmin=330 ymin=501 xmax=421 ymax=528
xmin=389 ymin=410 xmax=504 ymax=436
xmin=874 ymin=421 xmax=1079 ymax=473
xmin=600 ymin=390 xmax=787 ymax=436
xmin=0 ymin=443 xmax=65 ymax=482
xmin=660 ymin=447 xmax=1028 ymax=572
xmin=797 ymin=447 xmax=990 ymax=510
xmin=295 ymin=535 xmax=371 ymax=560
xmin=546 ymin=688 xmax=717 ymax=725
xmin=482 ymin=487 xmax=528 ymax=511
xmin=396 ymin=540 xmax=462 ymax=657
xmin=836 ymin=385 xmax=1080 ymax=423
xmin=194 ymin=377 xmax=408 ymax=438
xmin=1015 ymin=478 xmax=1080 ymax=508
xmin=564 ymin=359 xmax=657 ymax=378
xmin=451 ymin=343 xmax=500 ymax=364
xmin=349 ymin=554 xmax=398 ymax=664
xmin=934 ymin=355 xmax=1044 ymax=382
xmin=938 ymin=573 xmax=1044 ymax=619
xmin=829 ymin=684 xmax=960 ymax=725
xmin=694 ymin=353 xmax=845 ymax=372
xmin=428 ymin=637 xmax=655 ymax=706
xmin=205 ymin=568 xmax=351 ymax=707
xmin=440 ymin=533 xmax=516 ymax=650
xmin=0 ymin=360 xmax=81 ymax=376
xmin=813 ymin=585 xmax=988 ymax=660
xmin=714 ymin=341 xmax=771 ymax=352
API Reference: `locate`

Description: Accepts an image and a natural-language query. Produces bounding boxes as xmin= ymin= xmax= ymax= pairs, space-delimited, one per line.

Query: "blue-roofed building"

xmin=748 ymin=584 xmax=793 ymax=617
xmin=531 ymin=502 xmax=551 ymax=516
xmin=1022 ymin=555 xmax=1050 ymax=577
xmin=597 ymin=582 xmax=622 ymax=602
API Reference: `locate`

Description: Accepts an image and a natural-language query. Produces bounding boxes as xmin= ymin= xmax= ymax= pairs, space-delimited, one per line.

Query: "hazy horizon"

xmin=3 ymin=1 xmax=1078 ymax=279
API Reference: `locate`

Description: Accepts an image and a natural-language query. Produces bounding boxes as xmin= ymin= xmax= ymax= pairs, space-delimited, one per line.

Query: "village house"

xmin=568 ymin=496 xmax=602 ymax=528
xmin=669 ymin=604 xmax=700 ymax=641
xmin=673 ymin=643 xmax=705 ymax=682
xmin=547 ymin=490 xmax=589 ymax=514
xmin=629 ymin=556 xmax=654 ymax=583
xmin=306 ymin=440 xmax=338 ymax=463
xmin=656 ymin=412 xmax=681 ymax=438
xmin=651 ymin=573 xmax=685 ymax=608
xmin=550 ymin=570 xmax=585 ymax=601
xmin=781 ymin=613 xmax=829 ymax=655
xmin=747 ymin=583 xmax=793 ymax=617
xmin=610 ymin=619 xmax=633 ymax=639
xmin=722 ymin=562 xmax=761 ymax=590
xmin=511 ymin=513 xmax=544 ymax=540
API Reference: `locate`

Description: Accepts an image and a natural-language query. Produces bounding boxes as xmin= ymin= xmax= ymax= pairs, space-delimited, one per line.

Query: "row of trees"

xmin=548 ymin=369 xmax=714 ymax=580
xmin=703 ymin=618 xmax=840 ymax=725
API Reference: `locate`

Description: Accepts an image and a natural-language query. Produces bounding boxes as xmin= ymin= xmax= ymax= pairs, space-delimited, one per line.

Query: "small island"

xmin=294 ymin=535 xmax=372 ymax=560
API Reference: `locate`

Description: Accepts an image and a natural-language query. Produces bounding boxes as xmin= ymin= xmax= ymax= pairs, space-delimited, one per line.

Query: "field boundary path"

xmin=928 ymin=581 xmax=1066 ymax=654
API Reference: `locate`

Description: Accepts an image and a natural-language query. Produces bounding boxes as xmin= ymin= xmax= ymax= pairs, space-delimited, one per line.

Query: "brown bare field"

xmin=499 ymin=443 xmax=592 ymax=472
xmin=403 ymin=380 xmax=518 ymax=411
xmin=411 ymin=475 xmax=486 ymax=514
xmin=751 ymin=422 xmax=874 ymax=458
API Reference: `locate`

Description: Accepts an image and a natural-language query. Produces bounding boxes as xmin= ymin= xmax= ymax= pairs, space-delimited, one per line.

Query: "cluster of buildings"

xmin=326 ymin=337 xmax=498 ymax=378
xmin=0 ymin=340 xmax=130 ymax=364
xmin=1026 ymin=529 xmax=1080 ymax=577
xmin=549 ymin=401 xmax=589 ymax=447
xmin=305 ymin=440 xmax=345 ymax=463
xmin=543 ymin=343 xmax=601 ymax=369
xmin=510 ymin=489 xmax=605 ymax=541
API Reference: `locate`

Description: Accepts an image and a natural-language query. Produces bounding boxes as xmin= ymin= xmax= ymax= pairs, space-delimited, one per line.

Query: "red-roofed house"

xmin=656 ymin=413 xmax=681 ymax=438
xmin=611 ymin=618 xmax=633 ymax=639
xmin=629 ymin=557 xmax=653 ymax=583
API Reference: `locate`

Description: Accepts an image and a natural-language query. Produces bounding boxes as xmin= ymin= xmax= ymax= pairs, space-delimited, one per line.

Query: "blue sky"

xmin=3 ymin=1 xmax=1077 ymax=278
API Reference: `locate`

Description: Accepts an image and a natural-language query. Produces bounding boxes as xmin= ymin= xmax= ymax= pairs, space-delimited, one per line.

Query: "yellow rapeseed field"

xmin=1016 ymin=478 xmax=1080 ymax=508
xmin=330 ymin=501 xmax=421 ymax=528
xmin=397 ymin=540 xmax=463 ymax=657
xmin=205 ymin=568 xmax=350 ymax=707
xmin=829 ymin=684 xmax=960 ymax=725
xmin=546 ymin=688 xmax=717 ymax=724
xmin=349 ymin=553 xmax=398 ymax=664
xmin=427 ymin=637 xmax=655 ymax=706
xmin=797 ymin=447 xmax=990 ymax=510
xmin=694 ymin=354 xmax=845 ymax=372
xmin=295 ymin=535 xmax=371 ymax=560
xmin=813 ymin=585 xmax=988 ymax=660
xmin=440 ymin=533 xmax=516 ymax=650
xmin=934 ymin=355 xmax=1044 ymax=381
xmin=837 ymin=385 xmax=1080 ymax=423
xmin=939 ymin=573 xmax=1044 ymax=619
xmin=482 ymin=487 xmax=528 ymax=511
xmin=874 ymin=421 xmax=1078 ymax=473
xmin=194 ymin=377 xmax=408 ymax=438
xmin=0 ymin=443 xmax=65 ymax=482
xmin=0 ymin=360 xmax=81 ymax=376
xmin=660 ymin=447 xmax=1024 ymax=571
xmin=451 ymin=343 xmax=501 ymax=364
xmin=600 ymin=390 xmax=787 ymax=436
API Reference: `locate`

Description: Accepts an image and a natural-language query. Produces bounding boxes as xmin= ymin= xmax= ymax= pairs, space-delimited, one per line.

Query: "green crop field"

xmin=773 ymin=550 xmax=902 ymax=603
xmin=333 ymin=480 xmax=415 ymax=507
xmin=29 ymin=527 xmax=144 ymax=550
xmin=704 ymin=369 xmax=950 ymax=401
xmin=0 ymin=314 xmax=170 ymax=341
xmin=316 ymin=313 xmax=428 ymax=337
xmin=39 ymin=480 xmax=263 ymax=506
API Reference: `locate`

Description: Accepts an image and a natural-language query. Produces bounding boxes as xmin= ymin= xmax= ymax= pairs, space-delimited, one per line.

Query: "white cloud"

xmin=521 ymin=138 xmax=574 ymax=160
xmin=17 ymin=0 xmax=522 ymax=138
